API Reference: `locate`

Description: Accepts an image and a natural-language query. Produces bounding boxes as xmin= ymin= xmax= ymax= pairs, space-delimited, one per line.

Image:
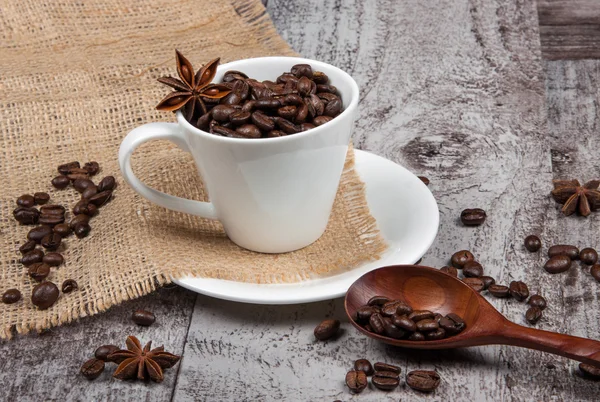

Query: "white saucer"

xmin=172 ymin=150 xmax=439 ymax=304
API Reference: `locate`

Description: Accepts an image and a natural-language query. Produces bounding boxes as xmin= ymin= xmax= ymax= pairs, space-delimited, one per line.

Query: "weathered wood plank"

xmin=537 ymin=0 xmax=600 ymax=60
xmin=173 ymin=0 xmax=571 ymax=401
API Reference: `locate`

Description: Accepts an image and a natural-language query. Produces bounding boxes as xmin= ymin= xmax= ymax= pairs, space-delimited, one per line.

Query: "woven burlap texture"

xmin=0 ymin=0 xmax=387 ymax=340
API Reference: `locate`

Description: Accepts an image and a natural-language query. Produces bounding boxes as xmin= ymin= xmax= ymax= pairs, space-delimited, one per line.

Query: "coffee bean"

xmin=509 ymin=281 xmax=529 ymax=301
xmin=416 ymin=319 xmax=439 ymax=332
xmin=89 ymin=190 xmax=112 ymax=207
xmin=408 ymin=332 xmax=425 ymax=341
xmin=373 ymin=362 xmax=400 ymax=374
xmin=463 ymin=261 xmax=483 ymax=278
xmin=488 ymin=284 xmax=510 ymax=298
xmin=463 ymin=277 xmax=484 ymax=292
xmin=524 ymin=235 xmax=542 ymax=252
xmin=132 ymin=309 xmax=156 ymax=327
xmin=372 ymin=374 xmax=399 ymax=391
xmin=548 ymin=245 xmax=579 ymax=260
xmin=439 ymin=313 xmax=466 ymax=335
xmin=579 ymin=363 xmax=600 ymax=379
xmin=440 ymin=266 xmax=458 ymax=277
xmin=451 ymin=250 xmax=475 ymax=268
xmin=298 ymin=122 xmax=314 ymax=132
xmin=433 ymin=313 xmax=443 ymax=323
xmin=544 ymin=255 xmax=572 ymax=274
xmin=312 ymin=71 xmax=329 ymax=84
xmin=97 ymin=176 xmax=116 ymax=192
xmin=324 ymin=97 xmax=342 ymax=117
xmin=17 ymin=194 xmax=35 ymax=207
xmin=69 ymin=214 xmax=90 ymax=229
xmin=424 ymin=327 xmax=446 ymax=340
xmin=81 ymin=358 xmax=104 ymax=380
xmin=229 ymin=110 xmax=251 ymax=126
xmin=395 ymin=301 xmax=413 ymax=316
xmin=73 ymin=178 xmax=95 ymax=193
xmin=211 ymin=105 xmax=237 ymax=122
xmin=317 ymin=84 xmax=338 ymax=94
xmin=527 ymin=294 xmax=547 ymax=310
xmin=480 ymin=276 xmax=495 ymax=290
xmin=526 ymin=306 xmax=542 ymax=324
xmin=62 ymin=279 xmax=78 ymax=293
xmin=345 ymin=370 xmax=368 ymax=393
xmin=95 ymin=345 xmax=120 ymax=362
xmin=21 ymin=249 xmax=44 ymax=266
xmin=38 ymin=214 xmax=64 ymax=226
xmin=223 ymin=70 xmax=248 ymax=83
xmin=591 ymin=264 xmax=600 ymax=282
xmin=383 ymin=317 xmax=406 ymax=339
xmin=255 ymin=98 xmax=281 ymax=109
xmin=369 ymin=313 xmax=386 ymax=334
xmin=2 ymin=289 xmax=21 ymax=304
xmin=83 ymin=161 xmax=100 ymax=175
xmin=391 ymin=314 xmax=417 ymax=332
xmin=355 ymin=305 xmax=378 ymax=323
xmin=58 ymin=161 xmax=80 ymax=175
xmin=313 ymin=319 xmax=340 ymax=340
xmin=73 ymin=199 xmax=91 ymax=215
xmin=364 ymin=324 xmax=373 ymax=332
xmin=418 ymin=176 xmax=430 ymax=186
xmin=43 ymin=252 xmax=64 ymax=267
xmin=580 ymin=248 xmax=598 ymax=265
xmin=408 ymin=310 xmax=434 ymax=322
xmin=33 ymin=192 xmax=50 ymax=205
xmin=19 ymin=240 xmax=37 ymax=254
xmin=367 ymin=295 xmax=389 ymax=306
xmin=28 ymin=263 xmax=50 ymax=282
xmin=74 ymin=222 xmax=91 ymax=238
xmin=40 ymin=204 xmax=65 ymax=216
xmin=277 ymin=105 xmax=297 ymax=121
xmin=354 ymin=359 xmax=374 ymax=376
xmin=274 ymin=117 xmax=301 ymax=134
xmin=460 ymin=208 xmax=486 ymax=226
xmin=51 ymin=175 xmax=70 ymax=189
xmin=13 ymin=206 xmax=40 ymax=225
xmin=53 ymin=223 xmax=72 ymax=237
xmin=41 ymin=233 xmax=62 ymax=250
xmin=381 ymin=300 xmax=405 ymax=316
xmin=235 ymin=124 xmax=262 ymax=139
xmin=81 ymin=185 xmax=98 ymax=199
xmin=312 ymin=115 xmax=332 ymax=126
xmin=290 ymin=64 xmax=313 ymax=78
xmin=406 ymin=370 xmax=440 ymax=392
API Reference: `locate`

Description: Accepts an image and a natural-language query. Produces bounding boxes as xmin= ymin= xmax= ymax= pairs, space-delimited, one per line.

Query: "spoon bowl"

xmin=345 ymin=265 xmax=600 ymax=365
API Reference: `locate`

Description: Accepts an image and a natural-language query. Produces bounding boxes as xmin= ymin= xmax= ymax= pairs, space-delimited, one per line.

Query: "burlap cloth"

xmin=0 ymin=0 xmax=387 ymax=339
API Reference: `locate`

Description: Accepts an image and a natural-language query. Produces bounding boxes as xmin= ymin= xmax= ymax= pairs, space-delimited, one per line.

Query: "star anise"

xmin=551 ymin=179 xmax=600 ymax=217
xmin=156 ymin=50 xmax=231 ymax=122
xmin=108 ymin=336 xmax=181 ymax=383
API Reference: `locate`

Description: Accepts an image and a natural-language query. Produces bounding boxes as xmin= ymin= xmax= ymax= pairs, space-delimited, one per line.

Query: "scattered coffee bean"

xmin=580 ymin=248 xmax=598 ymax=265
xmin=369 ymin=313 xmax=386 ymax=334
xmin=372 ymin=373 xmax=400 ymax=391
xmin=131 ymin=309 xmax=156 ymax=327
xmin=74 ymin=222 xmax=91 ymax=238
xmin=406 ymin=370 xmax=440 ymax=392
xmin=51 ymin=175 xmax=70 ymax=189
xmin=409 ymin=310 xmax=434 ymax=322
xmin=418 ymin=176 xmax=430 ymax=186
xmin=592 ymin=264 xmax=600 ymax=282
xmin=313 ymin=319 xmax=340 ymax=340
xmin=19 ymin=240 xmax=37 ymax=255
xmin=451 ymin=250 xmax=475 ymax=268
xmin=97 ymin=176 xmax=116 ymax=192
xmin=488 ymin=284 xmax=510 ymax=298
xmin=73 ymin=179 xmax=95 ymax=193
xmin=367 ymin=295 xmax=389 ymax=306
xmin=480 ymin=276 xmax=495 ymax=290
xmin=579 ymin=363 xmax=600 ymax=379
xmin=548 ymin=245 xmax=579 ymax=260
xmin=31 ymin=281 xmax=59 ymax=309
xmin=69 ymin=214 xmax=90 ymax=230
xmin=81 ymin=358 xmax=105 ymax=380
xmin=21 ymin=249 xmax=44 ymax=266
xmin=2 ymin=289 xmax=21 ymax=304
xmin=440 ymin=266 xmax=458 ymax=277
xmin=43 ymin=252 xmax=64 ymax=267
xmin=354 ymin=359 xmax=374 ymax=376
xmin=392 ymin=314 xmax=417 ymax=332
xmin=544 ymin=255 xmax=572 ymax=274
xmin=83 ymin=161 xmax=100 ymax=175
xmin=527 ymin=294 xmax=547 ymax=310
xmin=408 ymin=332 xmax=425 ymax=341
xmin=509 ymin=281 xmax=529 ymax=301
xmin=345 ymin=370 xmax=368 ymax=393
xmin=89 ymin=190 xmax=112 ymax=207
xmin=27 ymin=225 xmax=53 ymax=243
xmin=373 ymin=362 xmax=401 ymax=374
xmin=13 ymin=206 xmax=40 ymax=225
xmin=17 ymin=194 xmax=35 ymax=208
xmin=524 ymin=235 xmax=542 ymax=252
xmin=53 ymin=223 xmax=72 ymax=237
xmin=58 ymin=161 xmax=81 ymax=175
xmin=439 ymin=313 xmax=466 ymax=335
xmin=28 ymin=263 xmax=50 ymax=282
xmin=33 ymin=192 xmax=50 ymax=205
xmin=463 ymin=277 xmax=484 ymax=292
xmin=41 ymin=233 xmax=62 ymax=250
xmin=62 ymin=279 xmax=78 ymax=293
xmin=95 ymin=345 xmax=120 ymax=362
xmin=526 ymin=306 xmax=542 ymax=324
xmin=463 ymin=261 xmax=483 ymax=278
xmin=81 ymin=185 xmax=98 ymax=199
xmin=460 ymin=208 xmax=486 ymax=226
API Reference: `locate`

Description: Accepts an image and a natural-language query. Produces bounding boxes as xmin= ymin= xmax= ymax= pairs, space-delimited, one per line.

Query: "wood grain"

xmin=538 ymin=0 xmax=600 ymax=60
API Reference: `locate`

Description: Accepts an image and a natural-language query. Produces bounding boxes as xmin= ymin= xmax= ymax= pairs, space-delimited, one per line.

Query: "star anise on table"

xmin=108 ymin=335 xmax=181 ymax=383
xmin=551 ymin=179 xmax=600 ymax=217
xmin=156 ymin=50 xmax=231 ymax=122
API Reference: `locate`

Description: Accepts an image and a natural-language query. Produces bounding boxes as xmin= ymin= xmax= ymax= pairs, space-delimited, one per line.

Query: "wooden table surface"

xmin=2 ymin=0 xmax=600 ymax=401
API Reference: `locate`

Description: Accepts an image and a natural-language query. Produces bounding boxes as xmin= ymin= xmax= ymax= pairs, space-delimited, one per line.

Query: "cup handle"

xmin=118 ymin=122 xmax=218 ymax=220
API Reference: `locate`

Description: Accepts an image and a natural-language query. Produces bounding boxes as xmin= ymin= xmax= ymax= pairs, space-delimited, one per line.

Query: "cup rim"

xmin=176 ymin=56 xmax=359 ymax=144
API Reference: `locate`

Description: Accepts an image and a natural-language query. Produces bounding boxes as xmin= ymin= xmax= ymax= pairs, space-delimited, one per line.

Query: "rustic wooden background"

xmin=2 ymin=0 xmax=600 ymax=401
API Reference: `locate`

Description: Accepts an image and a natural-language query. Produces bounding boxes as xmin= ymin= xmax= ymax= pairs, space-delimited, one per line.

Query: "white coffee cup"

xmin=119 ymin=57 xmax=359 ymax=253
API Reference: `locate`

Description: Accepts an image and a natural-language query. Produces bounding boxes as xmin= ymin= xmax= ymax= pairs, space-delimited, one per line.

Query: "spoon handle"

xmin=499 ymin=321 xmax=600 ymax=366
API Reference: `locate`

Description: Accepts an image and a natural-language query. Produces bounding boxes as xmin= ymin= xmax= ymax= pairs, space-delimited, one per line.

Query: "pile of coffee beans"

xmin=352 ymin=296 xmax=466 ymax=341
xmin=345 ymin=358 xmax=440 ymax=394
xmin=193 ymin=64 xmax=344 ymax=138
xmin=2 ymin=160 xmax=115 ymax=310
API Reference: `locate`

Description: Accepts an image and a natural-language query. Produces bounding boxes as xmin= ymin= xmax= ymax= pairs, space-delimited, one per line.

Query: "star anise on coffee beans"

xmin=109 ymin=336 xmax=181 ymax=382
xmin=551 ymin=179 xmax=600 ymax=217
xmin=156 ymin=50 xmax=231 ymax=121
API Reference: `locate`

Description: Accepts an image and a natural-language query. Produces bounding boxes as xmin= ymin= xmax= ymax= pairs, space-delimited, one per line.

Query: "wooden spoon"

xmin=345 ymin=265 xmax=600 ymax=366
